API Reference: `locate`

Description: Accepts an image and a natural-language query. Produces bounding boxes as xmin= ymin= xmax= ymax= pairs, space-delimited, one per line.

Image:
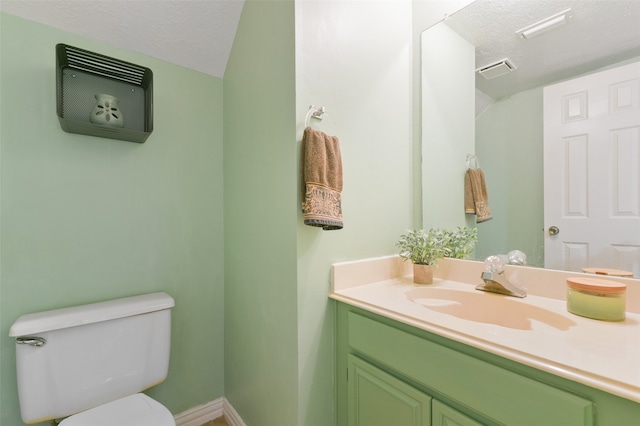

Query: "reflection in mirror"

xmin=421 ymin=0 xmax=640 ymax=277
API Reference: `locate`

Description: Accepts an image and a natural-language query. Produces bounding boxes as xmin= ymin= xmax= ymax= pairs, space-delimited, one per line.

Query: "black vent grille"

xmin=63 ymin=45 xmax=146 ymax=85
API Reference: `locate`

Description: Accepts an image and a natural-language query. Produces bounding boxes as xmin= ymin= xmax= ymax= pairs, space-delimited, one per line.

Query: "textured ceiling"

xmin=441 ymin=0 xmax=640 ymax=103
xmin=0 ymin=0 xmax=245 ymax=78
xmin=2 ymin=0 xmax=638 ymax=87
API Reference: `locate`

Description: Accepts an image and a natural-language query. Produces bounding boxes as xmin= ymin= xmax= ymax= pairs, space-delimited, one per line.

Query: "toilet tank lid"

xmin=9 ymin=292 xmax=175 ymax=337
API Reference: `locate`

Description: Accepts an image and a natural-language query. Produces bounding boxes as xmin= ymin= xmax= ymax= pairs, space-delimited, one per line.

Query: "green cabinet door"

xmin=348 ymin=354 xmax=432 ymax=426
xmin=432 ymin=400 xmax=483 ymax=426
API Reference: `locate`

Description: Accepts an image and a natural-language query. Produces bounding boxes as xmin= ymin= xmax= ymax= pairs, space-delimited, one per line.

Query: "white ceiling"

xmin=441 ymin=0 xmax=640 ymax=102
xmin=2 ymin=0 xmax=638 ymax=88
xmin=0 ymin=0 xmax=245 ymax=78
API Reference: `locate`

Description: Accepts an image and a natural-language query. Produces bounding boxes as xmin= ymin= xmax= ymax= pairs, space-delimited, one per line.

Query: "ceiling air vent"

xmin=477 ymin=58 xmax=517 ymax=80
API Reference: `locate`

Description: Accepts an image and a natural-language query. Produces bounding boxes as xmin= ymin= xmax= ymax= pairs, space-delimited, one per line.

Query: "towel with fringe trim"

xmin=301 ymin=127 xmax=343 ymax=230
xmin=464 ymin=168 xmax=492 ymax=223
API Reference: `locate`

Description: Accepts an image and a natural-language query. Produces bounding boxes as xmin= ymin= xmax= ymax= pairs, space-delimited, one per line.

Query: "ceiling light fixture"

xmin=516 ymin=8 xmax=572 ymax=39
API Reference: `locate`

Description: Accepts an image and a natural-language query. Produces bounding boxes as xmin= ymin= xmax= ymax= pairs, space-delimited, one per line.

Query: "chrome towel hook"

xmin=305 ymin=105 xmax=326 ymax=127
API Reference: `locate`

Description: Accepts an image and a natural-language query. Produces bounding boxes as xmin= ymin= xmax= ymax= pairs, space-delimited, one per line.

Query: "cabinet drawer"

xmin=348 ymin=312 xmax=594 ymax=426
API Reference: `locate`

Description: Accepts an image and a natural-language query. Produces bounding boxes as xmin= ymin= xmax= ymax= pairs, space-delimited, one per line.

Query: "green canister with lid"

xmin=566 ymin=277 xmax=626 ymax=321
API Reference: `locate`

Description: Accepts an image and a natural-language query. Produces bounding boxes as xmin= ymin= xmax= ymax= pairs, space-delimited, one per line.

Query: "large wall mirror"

xmin=421 ymin=0 xmax=640 ymax=276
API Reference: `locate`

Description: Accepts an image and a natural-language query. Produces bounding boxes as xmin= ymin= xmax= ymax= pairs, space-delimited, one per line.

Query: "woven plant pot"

xmin=413 ymin=263 xmax=434 ymax=284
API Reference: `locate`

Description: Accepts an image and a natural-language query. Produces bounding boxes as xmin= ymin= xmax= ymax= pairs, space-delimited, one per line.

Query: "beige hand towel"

xmin=464 ymin=170 xmax=475 ymax=214
xmin=464 ymin=168 xmax=492 ymax=223
xmin=301 ymin=127 xmax=343 ymax=230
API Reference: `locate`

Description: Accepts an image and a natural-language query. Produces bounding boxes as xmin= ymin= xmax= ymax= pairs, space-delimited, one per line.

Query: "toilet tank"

xmin=9 ymin=292 xmax=175 ymax=424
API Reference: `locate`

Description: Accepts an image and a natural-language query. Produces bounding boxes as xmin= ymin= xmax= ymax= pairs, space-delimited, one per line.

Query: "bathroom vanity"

xmin=331 ymin=256 xmax=640 ymax=426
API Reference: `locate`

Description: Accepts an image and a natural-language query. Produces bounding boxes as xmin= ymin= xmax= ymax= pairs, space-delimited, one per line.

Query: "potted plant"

xmin=396 ymin=228 xmax=447 ymax=284
xmin=444 ymin=227 xmax=478 ymax=259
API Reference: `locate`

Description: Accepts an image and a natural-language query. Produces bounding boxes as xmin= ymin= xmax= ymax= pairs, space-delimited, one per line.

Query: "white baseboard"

xmin=174 ymin=398 xmax=223 ymax=426
xmin=174 ymin=397 xmax=246 ymax=426
xmin=222 ymin=398 xmax=245 ymax=426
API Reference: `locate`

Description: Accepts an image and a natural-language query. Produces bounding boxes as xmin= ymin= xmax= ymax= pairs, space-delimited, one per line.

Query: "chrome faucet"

xmin=476 ymin=256 xmax=527 ymax=298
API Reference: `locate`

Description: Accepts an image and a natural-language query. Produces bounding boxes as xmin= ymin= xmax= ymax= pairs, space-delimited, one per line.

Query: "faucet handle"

xmin=507 ymin=250 xmax=527 ymax=266
xmin=484 ymin=255 xmax=505 ymax=274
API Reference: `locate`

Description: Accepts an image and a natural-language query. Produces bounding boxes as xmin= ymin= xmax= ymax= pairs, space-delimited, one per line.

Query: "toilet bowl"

xmin=59 ymin=394 xmax=174 ymax=426
xmin=9 ymin=292 xmax=176 ymax=425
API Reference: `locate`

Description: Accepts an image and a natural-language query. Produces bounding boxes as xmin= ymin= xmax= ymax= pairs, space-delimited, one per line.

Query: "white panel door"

xmin=544 ymin=61 xmax=640 ymax=276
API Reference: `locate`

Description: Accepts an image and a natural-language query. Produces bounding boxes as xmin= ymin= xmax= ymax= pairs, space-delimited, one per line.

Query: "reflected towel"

xmin=464 ymin=168 xmax=492 ymax=223
xmin=301 ymin=127 xmax=343 ymax=230
xmin=464 ymin=171 xmax=475 ymax=214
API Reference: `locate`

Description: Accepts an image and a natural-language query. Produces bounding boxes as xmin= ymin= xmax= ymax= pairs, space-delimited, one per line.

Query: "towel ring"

xmin=305 ymin=105 xmax=326 ymax=128
xmin=466 ymin=154 xmax=480 ymax=169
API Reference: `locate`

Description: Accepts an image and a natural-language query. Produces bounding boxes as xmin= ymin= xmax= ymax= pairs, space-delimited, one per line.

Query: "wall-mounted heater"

xmin=56 ymin=44 xmax=154 ymax=143
xmin=476 ymin=58 xmax=517 ymax=80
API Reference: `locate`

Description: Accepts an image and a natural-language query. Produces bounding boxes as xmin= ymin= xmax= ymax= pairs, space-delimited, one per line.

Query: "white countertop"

xmin=330 ymin=256 xmax=640 ymax=404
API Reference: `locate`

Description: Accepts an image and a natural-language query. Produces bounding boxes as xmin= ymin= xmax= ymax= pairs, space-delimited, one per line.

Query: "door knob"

xmin=549 ymin=226 xmax=560 ymax=236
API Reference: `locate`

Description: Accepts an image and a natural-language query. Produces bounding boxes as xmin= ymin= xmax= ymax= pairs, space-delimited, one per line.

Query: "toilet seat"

xmin=59 ymin=393 xmax=175 ymax=426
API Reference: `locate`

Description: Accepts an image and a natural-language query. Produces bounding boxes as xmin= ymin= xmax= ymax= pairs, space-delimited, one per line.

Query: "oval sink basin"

xmin=407 ymin=287 xmax=577 ymax=331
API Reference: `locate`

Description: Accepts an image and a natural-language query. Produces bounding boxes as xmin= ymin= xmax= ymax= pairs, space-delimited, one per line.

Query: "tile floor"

xmin=202 ymin=416 xmax=229 ymax=426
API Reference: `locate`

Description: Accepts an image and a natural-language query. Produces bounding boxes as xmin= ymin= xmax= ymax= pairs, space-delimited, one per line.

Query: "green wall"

xmin=1 ymin=2 xmax=470 ymax=425
xmin=294 ymin=2 xmax=416 ymax=425
xmin=224 ymin=1 xmax=420 ymax=424
xmin=421 ymin=22 xmax=476 ymax=230
xmin=0 ymin=13 xmax=225 ymax=425
xmin=475 ymin=88 xmax=545 ymax=266
xmin=223 ymin=1 xmax=299 ymax=425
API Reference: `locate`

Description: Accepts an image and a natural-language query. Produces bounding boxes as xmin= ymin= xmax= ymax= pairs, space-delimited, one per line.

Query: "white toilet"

xmin=9 ymin=292 xmax=176 ymax=425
